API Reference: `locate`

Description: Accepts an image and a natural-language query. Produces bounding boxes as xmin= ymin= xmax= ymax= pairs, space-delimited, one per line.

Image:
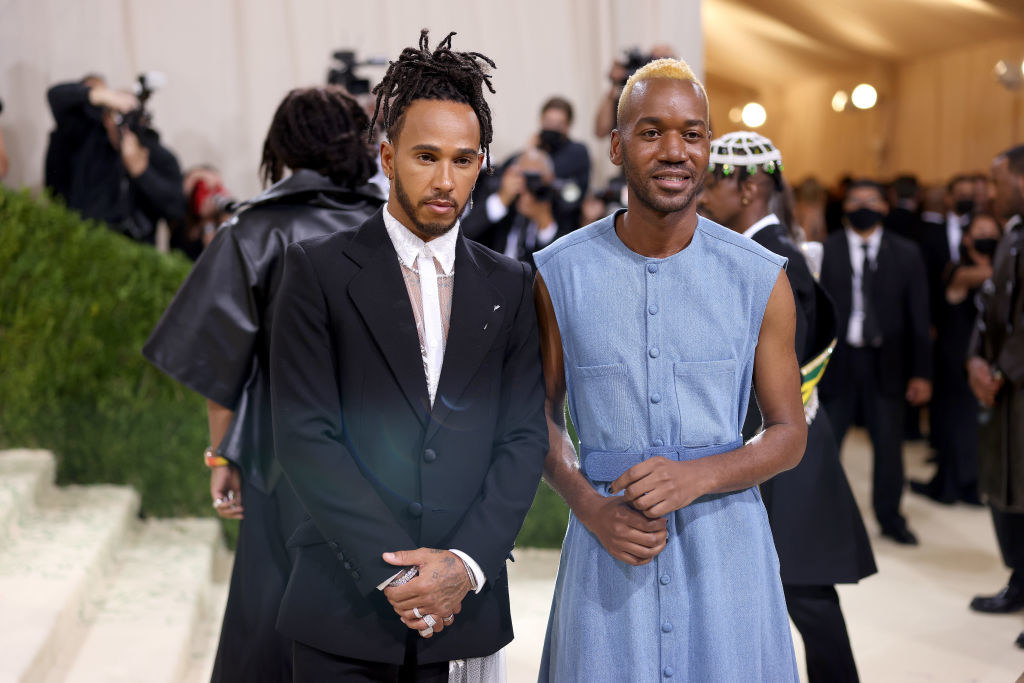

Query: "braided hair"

xmin=369 ymin=29 xmax=496 ymax=167
xmin=260 ymin=85 xmax=376 ymax=189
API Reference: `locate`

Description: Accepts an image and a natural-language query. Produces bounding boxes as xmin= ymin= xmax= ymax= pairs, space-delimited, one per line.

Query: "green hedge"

xmin=0 ymin=188 xmax=570 ymax=547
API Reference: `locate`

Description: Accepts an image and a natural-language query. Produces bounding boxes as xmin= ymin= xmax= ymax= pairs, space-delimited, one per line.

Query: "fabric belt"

xmin=579 ymin=439 xmax=744 ymax=484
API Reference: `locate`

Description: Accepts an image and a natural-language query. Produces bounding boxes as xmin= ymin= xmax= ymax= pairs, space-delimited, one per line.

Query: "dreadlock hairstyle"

xmin=369 ymin=29 xmax=496 ymax=167
xmin=260 ymin=85 xmax=376 ymax=190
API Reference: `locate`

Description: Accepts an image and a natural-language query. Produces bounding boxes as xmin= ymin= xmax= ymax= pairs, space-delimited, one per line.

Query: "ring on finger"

xmin=212 ymin=498 xmax=225 ymax=508
xmin=422 ymin=614 xmax=437 ymax=629
xmin=413 ymin=607 xmax=423 ymax=619
xmin=443 ymin=614 xmax=454 ymax=624
xmin=418 ymin=627 xmax=432 ymax=637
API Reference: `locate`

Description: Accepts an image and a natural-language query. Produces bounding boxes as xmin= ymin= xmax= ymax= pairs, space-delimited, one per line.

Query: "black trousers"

xmin=293 ymin=638 xmax=449 ymax=683
xmin=825 ymin=347 xmax=908 ymax=530
xmin=211 ymin=477 xmax=305 ymax=683
xmin=991 ymin=507 xmax=1024 ymax=574
xmin=784 ymin=585 xmax=859 ymax=683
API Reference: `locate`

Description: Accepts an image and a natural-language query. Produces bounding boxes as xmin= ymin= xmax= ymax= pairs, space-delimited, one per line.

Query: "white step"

xmin=0 ymin=485 xmax=139 ymax=683
xmin=0 ymin=449 xmax=57 ymax=544
xmin=61 ymin=518 xmax=223 ymax=683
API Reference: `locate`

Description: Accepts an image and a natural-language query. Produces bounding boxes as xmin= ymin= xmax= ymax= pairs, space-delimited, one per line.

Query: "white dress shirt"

xmin=845 ymin=226 xmax=883 ymax=347
xmin=379 ymin=207 xmax=486 ymax=594
xmin=946 ymin=211 xmax=964 ymax=264
xmin=742 ymin=213 xmax=780 ymax=240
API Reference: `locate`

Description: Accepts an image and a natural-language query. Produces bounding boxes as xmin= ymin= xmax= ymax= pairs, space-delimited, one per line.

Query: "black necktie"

xmin=861 ymin=243 xmax=882 ymax=346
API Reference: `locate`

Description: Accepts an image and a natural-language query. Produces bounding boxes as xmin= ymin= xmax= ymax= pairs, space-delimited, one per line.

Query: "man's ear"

xmin=380 ymin=140 xmax=394 ymax=178
xmin=740 ymin=177 xmax=760 ymax=205
xmin=609 ymin=130 xmax=624 ymax=168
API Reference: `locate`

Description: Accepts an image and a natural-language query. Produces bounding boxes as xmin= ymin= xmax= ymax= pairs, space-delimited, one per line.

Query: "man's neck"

xmin=849 ymin=224 xmax=881 ymax=241
xmin=617 ymin=201 xmax=698 ymax=258
xmin=387 ymin=200 xmax=438 ymax=243
xmin=737 ymin=206 xmax=772 ymax=235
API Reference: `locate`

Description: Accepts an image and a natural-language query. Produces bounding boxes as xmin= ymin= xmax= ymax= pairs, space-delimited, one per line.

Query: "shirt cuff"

xmin=450 ymin=549 xmax=486 ymax=594
xmin=486 ymin=193 xmax=509 ymax=223
xmin=377 ymin=570 xmax=403 ymax=591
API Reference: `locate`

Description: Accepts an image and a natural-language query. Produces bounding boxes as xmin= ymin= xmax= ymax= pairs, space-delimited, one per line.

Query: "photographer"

xmin=169 ymin=165 xmax=237 ymax=261
xmin=593 ymin=44 xmax=676 ymax=138
xmin=44 ymin=75 xmax=184 ymax=243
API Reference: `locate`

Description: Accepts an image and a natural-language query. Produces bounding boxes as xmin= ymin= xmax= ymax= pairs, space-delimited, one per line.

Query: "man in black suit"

xmin=700 ymin=132 xmax=876 ymax=682
xmin=820 ymin=180 xmax=933 ymax=545
xmin=268 ymin=31 xmax=548 ymax=681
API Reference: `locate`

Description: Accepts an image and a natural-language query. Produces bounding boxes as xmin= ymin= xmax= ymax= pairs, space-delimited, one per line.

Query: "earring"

xmin=741 ymin=197 xmax=750 ymax=206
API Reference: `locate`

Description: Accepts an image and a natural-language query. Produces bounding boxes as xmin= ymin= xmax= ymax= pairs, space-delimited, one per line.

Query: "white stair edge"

xmin=61 ymin=518 xmax=223 ymax=683
xmin=0 ymin=449 xmax=57 ymax=544
xmin=0 ymin=485 xmax=139 ymax=683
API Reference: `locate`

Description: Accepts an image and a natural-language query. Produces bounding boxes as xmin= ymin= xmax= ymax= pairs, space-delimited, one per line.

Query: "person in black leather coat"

xmin=143 ymin=86 xmax=384 ymax=683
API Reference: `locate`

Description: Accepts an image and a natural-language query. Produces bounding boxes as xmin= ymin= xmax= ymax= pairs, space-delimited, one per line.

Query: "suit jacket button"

xmin=408 ymin=502 xmax=423 ymax=518
xmin=423 ymin=448 xmax=437 ymax=463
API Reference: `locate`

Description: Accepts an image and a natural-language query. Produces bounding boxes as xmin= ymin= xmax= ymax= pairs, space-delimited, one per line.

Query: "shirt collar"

xmin=1006 ymin=214 xmax=1023 ymax=233
xmin=743 ymin=213 xmax=780 ymax=240
xmin=382 ymin=205 xmax=459 ymax=276
xmin=845 ymin=225 xmax=883 ymax=251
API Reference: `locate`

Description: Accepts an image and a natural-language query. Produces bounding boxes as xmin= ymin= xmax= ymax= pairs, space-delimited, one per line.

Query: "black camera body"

xmin=618 ymin=48 xmax=654 ymax=87
xmin=327 ymin=51 xmax=387 ymax=95
xmin=522 ymin=171 xmax=556 ymax=202
xmin=117 ymin=72 xmax=164 ymax=134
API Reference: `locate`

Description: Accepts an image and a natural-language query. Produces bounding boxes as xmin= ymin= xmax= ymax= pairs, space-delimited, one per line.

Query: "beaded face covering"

xmin=707 ymin=131 xmax=783 ymax=177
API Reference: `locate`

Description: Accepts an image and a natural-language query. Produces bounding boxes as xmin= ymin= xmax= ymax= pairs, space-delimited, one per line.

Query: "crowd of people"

xmin=4 ymin=27 xmax=1023 ymax=683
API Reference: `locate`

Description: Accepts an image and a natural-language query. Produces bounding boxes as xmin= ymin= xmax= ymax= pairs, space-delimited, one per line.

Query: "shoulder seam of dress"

xmin=535 ymin=220 xmax=614 ymax=267
xmin=697 ymin=223 xmax=787 ymax=268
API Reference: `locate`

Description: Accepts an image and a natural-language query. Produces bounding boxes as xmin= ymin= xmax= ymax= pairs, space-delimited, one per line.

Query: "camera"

xmin=523 ymin=171 xmax=555 ymax=202
xmin=618 ymin=48 xmax=654 ymax=87
xmin=327 ymin=51 xmax=387 ymax=95
xmin=117 ymin=71 xmax=167 ymax=133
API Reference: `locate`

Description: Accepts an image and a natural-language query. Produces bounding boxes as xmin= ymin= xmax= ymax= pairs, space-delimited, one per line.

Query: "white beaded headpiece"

xmin=708 ymin=131 xmax=783 ymax=177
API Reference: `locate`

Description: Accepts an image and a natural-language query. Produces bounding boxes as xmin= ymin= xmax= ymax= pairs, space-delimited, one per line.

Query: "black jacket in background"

xmin=819 ymin=228 xmax=933 ymax=399
xmin=143 ymin=171 xmax=386 ymax=492
xmin=45 ymin=81 xmax=184 ymax=242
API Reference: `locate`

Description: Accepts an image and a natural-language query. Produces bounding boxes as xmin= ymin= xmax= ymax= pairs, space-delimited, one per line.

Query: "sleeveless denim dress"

xmin=534 ymin=211 xmax=799 ymax=682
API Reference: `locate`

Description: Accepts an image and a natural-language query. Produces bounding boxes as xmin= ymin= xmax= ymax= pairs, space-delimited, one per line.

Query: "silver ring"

xmin=413 ymin=607 xmax=423 ymax=619
xmin=443 ymin=614 xmax=455 ymax=624
xmin=418 ymin=627 xmax=433 ymax=637
xmin=422 ymin=614 xmax=436 ymax=629
xmin=212 ymin=498 xmax=225 ymax=508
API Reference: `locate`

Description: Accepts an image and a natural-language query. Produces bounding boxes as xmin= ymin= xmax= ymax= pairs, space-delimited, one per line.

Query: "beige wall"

xmin=706 ymin=38 xmax=1024 ymax=188
xmin=0 ymin=0 xmax=702 ymax=200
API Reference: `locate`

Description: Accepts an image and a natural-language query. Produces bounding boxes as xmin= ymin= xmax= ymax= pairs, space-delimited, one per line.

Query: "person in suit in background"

xmin=966 ymin=145 xmax=1024 ymax=650
xmin=269 ymin=30 xmax=548 ymax=681
xmin=462 ymin=96 xmax=590 ymax=250
xmin=143 ymin=86 xmax=385 ymax=682
xmin=700 ymin=131 xmax=876 ymax=683
xmin=819 ymin=180 xmax=933 ymax=545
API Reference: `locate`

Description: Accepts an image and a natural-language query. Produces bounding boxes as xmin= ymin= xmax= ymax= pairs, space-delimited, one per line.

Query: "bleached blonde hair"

xmin=616 ymin=58 xmax=709 ymax=127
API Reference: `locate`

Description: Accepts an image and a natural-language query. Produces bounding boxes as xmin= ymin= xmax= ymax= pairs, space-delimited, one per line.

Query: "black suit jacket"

xmin=819 ymin=229 xmax=932 ymax=398
xmin=269 ymin=209 xmax=548 ymax=664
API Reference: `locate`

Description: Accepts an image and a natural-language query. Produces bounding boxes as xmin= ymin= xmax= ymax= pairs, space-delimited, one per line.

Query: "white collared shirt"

xmin=947 ymin=211 xmax=964 ymax=264
xmin=379 ymin=206 xmax=486 ymax=594
xmin=845 ymin=226 xmax=883 ymax=347
xmin=742 ymin=213 xmax=780 ymax=240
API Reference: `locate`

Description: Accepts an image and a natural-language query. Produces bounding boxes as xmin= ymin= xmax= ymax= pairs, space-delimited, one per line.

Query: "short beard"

xmin=393 ymin=170 xmax=461 ymax=238
xmin=622 ymin=151 xmax=701 ymax=215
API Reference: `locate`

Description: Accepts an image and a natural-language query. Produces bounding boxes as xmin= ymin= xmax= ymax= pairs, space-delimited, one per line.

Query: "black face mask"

xmin=539 ymin=129 xmax=568 ymax=153
xmin=954 ymin=198 xmax=975 ymax=216
xmin=845 ymin=208 xmax=885 ymax=232
xmin=973 ymin=237 xmax=998 ymax=257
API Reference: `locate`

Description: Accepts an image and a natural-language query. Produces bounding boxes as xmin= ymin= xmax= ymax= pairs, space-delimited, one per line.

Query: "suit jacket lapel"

xmin=346 ymin=211 xmax=431 ymax=422
xmin=426 ymin=236 xmax=504 ymax=441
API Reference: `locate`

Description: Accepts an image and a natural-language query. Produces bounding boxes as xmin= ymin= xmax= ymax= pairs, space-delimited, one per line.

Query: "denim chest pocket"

xmin=673 ymin=359 xmax=737 ymax=446
xmin=573 ymin=362 xmax=634 ymax=451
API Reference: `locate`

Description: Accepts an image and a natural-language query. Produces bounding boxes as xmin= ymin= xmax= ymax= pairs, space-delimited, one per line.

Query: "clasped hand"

xmin=580 ymin=457 xmax=706 ymax=566
xmin=382 ymin=548 xmax=471 ymax=638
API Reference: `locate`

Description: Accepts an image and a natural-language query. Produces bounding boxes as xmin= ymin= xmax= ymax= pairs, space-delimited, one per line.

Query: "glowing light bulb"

xmin=851 ymin=84 xmax=878 ymax=110
xmin=831 ymin=90 xmax=849 ymax=112
xmin=741 ymin=102 xmax=766 ymax=128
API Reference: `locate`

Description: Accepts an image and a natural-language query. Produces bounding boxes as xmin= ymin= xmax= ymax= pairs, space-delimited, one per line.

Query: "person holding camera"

xmin=593 ymin=44 xmax=676 ymax=139
xmin=44 ymin=75 xmax=184 ymax=243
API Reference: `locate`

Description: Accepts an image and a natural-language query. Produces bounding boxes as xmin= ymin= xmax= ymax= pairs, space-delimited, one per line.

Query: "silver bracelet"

xmin=388 ymin=566 xmax=418 ymax=587
xmin=459 ymin=558 xmax=478 ymax=591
